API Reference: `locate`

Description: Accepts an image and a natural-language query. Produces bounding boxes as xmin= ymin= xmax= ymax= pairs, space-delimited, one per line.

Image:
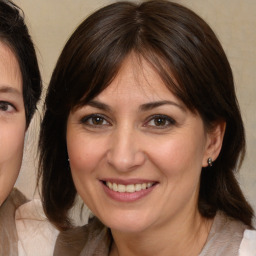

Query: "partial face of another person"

xmin=67 ymin=54 xmax=218 ymax=234
xmin=0 ymin=42 xmax=25 ymax=206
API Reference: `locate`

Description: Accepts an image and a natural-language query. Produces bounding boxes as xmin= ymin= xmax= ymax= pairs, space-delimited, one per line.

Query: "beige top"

xmin=16 ymin=197 xmax=59 ymax=256
xmin=0 ymin=188 xmax=59 ymax=256
xmin=199 ymin=212 xmax=248 ymax=256
xmin=0 ymin=188 xmax=28 ymax=256
xmin=54 ymin=212 xmax=256 ymax=256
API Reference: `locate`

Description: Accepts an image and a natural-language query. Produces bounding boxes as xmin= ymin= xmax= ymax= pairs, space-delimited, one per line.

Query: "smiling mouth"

xmin=104 ymin=181 xmax=156 ymax=193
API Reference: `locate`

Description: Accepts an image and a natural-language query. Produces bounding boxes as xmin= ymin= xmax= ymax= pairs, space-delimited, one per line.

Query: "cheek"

xmin=0 ymin=122 xmax=26 ymax=204
xmin=67 ymin=132 xmax=104 ymax=177
xmin=145 ymin=133 xmax=207 ymax=216
xmin=147 ymin=133 xmax=206 ymax=178
xmin=0 ymin=127 xmax=25 ymax=162
xmin=66 ymin=131 xmax=107 ymax=211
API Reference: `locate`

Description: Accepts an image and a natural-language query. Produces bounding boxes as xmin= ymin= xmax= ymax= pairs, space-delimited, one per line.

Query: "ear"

xmin=202 ymin=121 xmax=226 ymax=167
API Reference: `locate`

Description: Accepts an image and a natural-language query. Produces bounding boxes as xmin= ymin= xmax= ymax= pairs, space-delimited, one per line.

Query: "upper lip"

xmin=100 ymin=178 xmax=158 ymax=185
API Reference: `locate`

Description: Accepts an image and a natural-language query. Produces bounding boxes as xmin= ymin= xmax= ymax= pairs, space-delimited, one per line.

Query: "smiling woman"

xmin=66 ymin=54 xmax=216 ymax=238
xmin=0 ymin=0 xmax=42 ymax=255
xmin=38 ymin=0 xmax=256 ymax=255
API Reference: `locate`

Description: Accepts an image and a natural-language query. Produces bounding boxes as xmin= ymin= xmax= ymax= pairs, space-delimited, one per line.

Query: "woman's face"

xmin=67 ymin=54 xmax=214 ymax=234
xmin=0 ymin=42 xmax=25 ymax=206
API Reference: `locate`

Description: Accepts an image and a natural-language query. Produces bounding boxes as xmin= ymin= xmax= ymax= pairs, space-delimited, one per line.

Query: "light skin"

xmin=0 ymin=42 xmax=25 ymax=206
xmin=66 ymin=54 xmax=225 ymax=256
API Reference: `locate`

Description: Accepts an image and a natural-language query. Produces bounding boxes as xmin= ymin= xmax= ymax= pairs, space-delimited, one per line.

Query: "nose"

xmin=106 ymin=127 xmax=146 ymax=172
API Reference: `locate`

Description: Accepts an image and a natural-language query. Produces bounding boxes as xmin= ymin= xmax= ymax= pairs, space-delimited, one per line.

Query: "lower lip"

xmin=102 ymin=182 xmax=156 ymax=202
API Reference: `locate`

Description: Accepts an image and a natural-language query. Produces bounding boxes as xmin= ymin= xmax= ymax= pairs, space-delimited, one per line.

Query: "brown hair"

xmin=39 ymin=0 xmax=254 ymax=230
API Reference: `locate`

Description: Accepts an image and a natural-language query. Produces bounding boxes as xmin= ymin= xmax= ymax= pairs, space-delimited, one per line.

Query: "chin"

xmin=100 ymin=211 xmax=155 ymax=234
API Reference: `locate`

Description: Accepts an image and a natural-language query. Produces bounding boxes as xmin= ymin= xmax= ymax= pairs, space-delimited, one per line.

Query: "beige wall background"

xmin=14 ymin=0 xmax=256 ymax=214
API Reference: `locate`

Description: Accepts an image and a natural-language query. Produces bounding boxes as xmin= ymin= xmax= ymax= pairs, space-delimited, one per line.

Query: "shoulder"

xmin=15 ymin=197 xmax=59 ymax=256
xmin=239 ymin=229 xmax=256 ymax=256
xmin=200 ymin=212 xmax=249 ymax=256
xmin=0 ymin=189 xmax=27 ymax=219
xmin=1 ymin=188 xmax=28 ymax=210
xmin=54 ymin=217 xmax=111 ymax=256
xmin=0 ymin=188 xmax=28 ymax=256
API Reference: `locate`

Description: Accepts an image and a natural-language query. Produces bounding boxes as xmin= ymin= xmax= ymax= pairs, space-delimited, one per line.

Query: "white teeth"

xmin=106 ymin=182 xmax=154 ymax=193
xmin=118 ymin=184 xmax=126 ymax=192
xmin=126 ymin=184 xmax=135 ymax=193
xmin=135 ymin=184 xmax=141 ymax=191
xmin=113 ymin=183 xmax=118 ymax=191
xmin=106 ymin=181 xmax=113 ymax=190
xmin=147 ymin=182 xmax=153 ymax=188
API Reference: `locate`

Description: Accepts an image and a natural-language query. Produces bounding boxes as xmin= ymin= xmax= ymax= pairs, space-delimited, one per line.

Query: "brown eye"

xmin=0 ymin=101 xmax=15 ymax=112
xmin=154 ymin=117 xmax=167 ymax=126
xmin=92 ymin=116 xmax=104 ymax=125
xmin=145 ymin=114 xmax=176 ymax=129
xmin=80 ymin=114 xmax=110 ymax=127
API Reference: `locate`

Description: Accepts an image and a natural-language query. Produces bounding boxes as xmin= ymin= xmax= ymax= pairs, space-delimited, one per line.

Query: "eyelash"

xmin=80 ymin=113 xmax=176 ymax=129
xmin=0 ymin=101 xmax=16 ymax=113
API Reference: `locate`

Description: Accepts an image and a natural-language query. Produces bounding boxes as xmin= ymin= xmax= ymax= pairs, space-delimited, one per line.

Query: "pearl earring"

xmin=207 ymin=157 xmax=213 ymax=167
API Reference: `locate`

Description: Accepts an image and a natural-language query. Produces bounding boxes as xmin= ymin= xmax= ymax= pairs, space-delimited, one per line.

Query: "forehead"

xmin=0 ymin=41 xmax=22 ymax=92
xmin=95 ymin=54 xmax=182 ymax=105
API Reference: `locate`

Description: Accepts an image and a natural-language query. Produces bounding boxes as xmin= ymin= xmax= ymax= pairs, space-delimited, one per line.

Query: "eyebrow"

xmin=139 ymin=100 xmax=185 ymax=111
xmin=86 ymin=100 xmax=112 ymax=112
xmin=0 ymin=85 xmax=22 ymax=96
xmin=86 ymin=100 xmax=185 ymax=112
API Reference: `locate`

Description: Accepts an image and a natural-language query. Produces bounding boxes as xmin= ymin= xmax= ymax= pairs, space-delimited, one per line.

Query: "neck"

xmin=110 ymin=210 xmax=213 ymax=256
